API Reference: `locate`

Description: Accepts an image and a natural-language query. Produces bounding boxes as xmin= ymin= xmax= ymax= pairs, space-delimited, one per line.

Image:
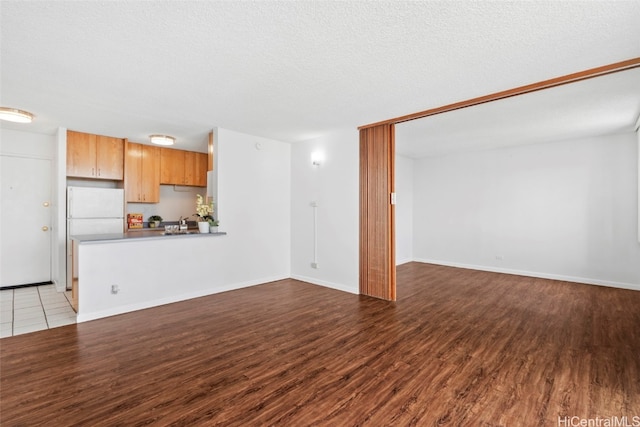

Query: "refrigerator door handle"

xmin=68 ymin=188 xmax=73 ymax=218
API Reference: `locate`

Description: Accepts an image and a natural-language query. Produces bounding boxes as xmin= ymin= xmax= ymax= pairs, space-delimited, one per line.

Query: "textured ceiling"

xmin=396 ymin=67 xmax=640 ymax=158
xmin=1 ymin=1 xmax=639 ymax=153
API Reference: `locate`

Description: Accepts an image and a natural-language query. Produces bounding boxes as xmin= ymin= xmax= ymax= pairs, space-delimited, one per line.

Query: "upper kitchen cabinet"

xmin=184 ymin=151 xmax=208 ymax=186
xmin=125 ymin=142 xmax=160 ymax=203
xmin=160 ymin=148 xmax=207 ymax=187
xmin=160 ymin=148 xmax=185 ymax=185
xmin=67 ymin=130 xmax=124 ymax=180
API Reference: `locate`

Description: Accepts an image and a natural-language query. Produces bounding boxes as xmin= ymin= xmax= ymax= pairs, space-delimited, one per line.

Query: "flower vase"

xmin=209 ymin=226 xmax=218 ymax=233
xmin=198 ymin=222 xmax=210 ymax=234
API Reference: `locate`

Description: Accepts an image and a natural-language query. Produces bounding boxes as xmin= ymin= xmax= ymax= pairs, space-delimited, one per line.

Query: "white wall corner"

xmin=289 ymin=129 xmax=359 ymax=294
xmin=290 ymin=274 xmax=358 ymax=295
xmin=55 ymin=127 xmax=67 ymax=291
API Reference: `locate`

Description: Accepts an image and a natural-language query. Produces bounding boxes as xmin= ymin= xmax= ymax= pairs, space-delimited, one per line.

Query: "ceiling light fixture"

xmin=0 ymin=107 xmax=34 ymax=123
xmin=149 ymin=134 xmax=175 ymax=146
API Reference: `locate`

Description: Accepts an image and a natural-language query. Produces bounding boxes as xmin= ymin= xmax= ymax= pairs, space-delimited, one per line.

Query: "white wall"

xmin=215 ymin=128 xmax=291 ymax=285
xmin=395 ymin=154 xmax=414 ymax=265
xmin=0 ymin=127 xmax=55 ymax=157
xmin=413 ymin=132 xmax=640 ymax=289
xmin=55 ymin=128 xmax=67 ymax=290
xmin=290 ymin=129 xmax=359 ymax=294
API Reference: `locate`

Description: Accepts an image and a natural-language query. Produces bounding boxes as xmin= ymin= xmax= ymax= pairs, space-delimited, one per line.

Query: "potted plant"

xmin=194 ymin=194 xmax=214 ymax=233
xmin=205 ymin=215 xmax=219 ymax=233
xmin=148 ymin=215 xmax=163 ymax=228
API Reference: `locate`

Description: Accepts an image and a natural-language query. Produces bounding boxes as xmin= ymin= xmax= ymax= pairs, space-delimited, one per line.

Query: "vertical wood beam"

xmin=360 ymin=124 xmax=396 ymax=300
xmin=208 ymin=131 xmax=214 ymax=172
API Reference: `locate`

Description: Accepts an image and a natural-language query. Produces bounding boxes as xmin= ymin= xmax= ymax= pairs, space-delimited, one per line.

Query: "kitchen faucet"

xmin=179 ymin=216 xmax=188 ymax=232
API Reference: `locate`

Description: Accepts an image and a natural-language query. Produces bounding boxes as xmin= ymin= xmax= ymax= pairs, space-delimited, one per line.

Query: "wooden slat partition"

xmin=360 ymin=124 xmax=396 ymax=300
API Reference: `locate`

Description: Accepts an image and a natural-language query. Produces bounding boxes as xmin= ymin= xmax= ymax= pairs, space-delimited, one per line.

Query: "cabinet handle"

xmin=92 ymin=167 xmax=95 ymax=176
xmin=98 ymin=168 xmax=101 ymax=176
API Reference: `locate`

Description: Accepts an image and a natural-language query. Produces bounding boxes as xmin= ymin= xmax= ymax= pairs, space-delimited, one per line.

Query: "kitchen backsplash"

xmin=127 ymin=185 xmax=205 ymax=223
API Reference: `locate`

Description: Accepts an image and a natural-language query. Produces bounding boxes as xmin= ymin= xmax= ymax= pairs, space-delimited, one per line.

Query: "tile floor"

xmin=0 ymin=284 xmax=76 ymax=338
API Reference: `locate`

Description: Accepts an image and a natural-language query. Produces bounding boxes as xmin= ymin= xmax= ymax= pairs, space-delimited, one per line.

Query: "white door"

xmin=1 ymin=155 xmax=52 ymax=287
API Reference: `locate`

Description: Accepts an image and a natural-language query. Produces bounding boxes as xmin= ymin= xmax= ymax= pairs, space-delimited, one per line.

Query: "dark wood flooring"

xmin=1 ymin=262 xmax=639 ymax=426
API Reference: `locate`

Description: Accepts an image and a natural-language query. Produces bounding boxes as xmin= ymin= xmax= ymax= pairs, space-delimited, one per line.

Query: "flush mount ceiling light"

xmin=0 ymin=107 xmax=34 ymax=123
xmin=149 ymin=134 xmax=175 ymax=146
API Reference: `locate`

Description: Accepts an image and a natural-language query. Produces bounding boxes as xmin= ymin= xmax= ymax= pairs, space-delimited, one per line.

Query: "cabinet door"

xmin=141 ymin=145 xmax=160 ymax=203
xmin=96 ymin=136 xmax=124 ymax=180
xmin=125 ymin=142 xmax=142 ymax=202
xmin=160 ymin=148 xmax=185 ymax=185
xmin=67 ymin=131 xmax=96 ymax=178
xmin=184 ymin=151 xmax=196 ymax=186
xmin=184 ymin=151 xmax=208 ymax=187
xmin=194 ymin=152 xmax=208 ymax=187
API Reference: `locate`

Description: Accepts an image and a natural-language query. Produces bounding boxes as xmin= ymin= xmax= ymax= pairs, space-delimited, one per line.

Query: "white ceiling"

xmin=1 ymin=1 xmax=639 ymax=153
xmin=396 ymin=67 xmax=640 ymax=158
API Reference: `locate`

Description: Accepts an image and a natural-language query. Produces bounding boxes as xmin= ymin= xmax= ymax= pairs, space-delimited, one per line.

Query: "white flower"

xmin=195 ymin=194 xmax=214 ymax=219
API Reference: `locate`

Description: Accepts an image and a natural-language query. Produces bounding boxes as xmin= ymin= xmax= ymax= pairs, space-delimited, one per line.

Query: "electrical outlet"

xmin=111 ymin=284 xmax=119 ymax=294
xmin=495 ymin=255 xmax=504 ymax=261
xmin=311 ymin=262 xmax=319 ymax=269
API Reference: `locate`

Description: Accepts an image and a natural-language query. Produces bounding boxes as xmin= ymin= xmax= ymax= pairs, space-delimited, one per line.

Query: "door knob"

xmin=42 ymin=226 xmax=49 ymax=231
xmin=43 ymin=201 xmax=50 ymax=207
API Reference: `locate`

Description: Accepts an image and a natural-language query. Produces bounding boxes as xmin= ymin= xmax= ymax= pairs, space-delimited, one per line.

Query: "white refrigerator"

xmin=66 ymin=186 xmax=124 ymax=289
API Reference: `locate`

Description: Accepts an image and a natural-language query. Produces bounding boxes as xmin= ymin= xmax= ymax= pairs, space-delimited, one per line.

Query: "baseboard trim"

xmin=77 ymin=275 xmax=289 ymax=323
xmin=53 ymin=279 xmax=66 ymax=293
xmin=0 ymin=281 xmax=53 ymax=290
xmin=412 ymin=258 xmax=640 ymax=292
xmin=290 ymin=274 xmax=358 ymax=295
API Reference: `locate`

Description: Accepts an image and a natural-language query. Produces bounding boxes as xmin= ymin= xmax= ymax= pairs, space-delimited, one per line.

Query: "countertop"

xmin=71 ymin=229 xmax=227 ymax=243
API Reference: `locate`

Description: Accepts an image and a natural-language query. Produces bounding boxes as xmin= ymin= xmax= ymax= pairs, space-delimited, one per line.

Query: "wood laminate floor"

xmin=1 ymin=262 xmax=639 ymax=426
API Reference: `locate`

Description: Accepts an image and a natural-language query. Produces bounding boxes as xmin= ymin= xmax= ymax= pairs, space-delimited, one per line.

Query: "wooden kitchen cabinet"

xmin=185 ymin=151 xmax=208 ymax=186
xmin=67 ymin=130 xmax=124 ymax=180
xmin=160 ymin=148 xmax=207 ymax=187
xmin=125 ymin=142 xmax=160 ymax=203
xmin=160 ymin=147 xmax=185 ymax=184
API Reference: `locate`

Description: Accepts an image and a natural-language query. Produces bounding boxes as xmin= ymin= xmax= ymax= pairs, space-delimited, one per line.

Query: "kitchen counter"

xmin=69 ymin=227 xmax=230 ymax=321
xmin=71 ymin=230 xmax=227 ymax=243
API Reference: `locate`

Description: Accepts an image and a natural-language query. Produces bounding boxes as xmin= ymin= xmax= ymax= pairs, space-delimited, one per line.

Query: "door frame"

xmin=357 ymin=57 xmax=640 ymax=301
xmin=0 ymin=153 xmax=53 ymax=287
